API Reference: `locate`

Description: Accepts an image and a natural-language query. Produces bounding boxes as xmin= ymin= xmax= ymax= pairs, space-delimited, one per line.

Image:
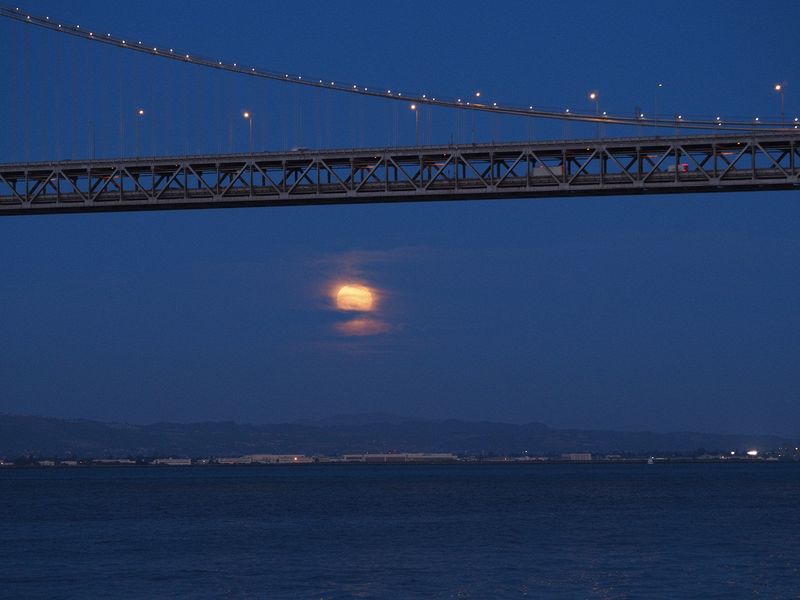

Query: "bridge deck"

xmin=1 ymin=134 xmax=798 ymax=215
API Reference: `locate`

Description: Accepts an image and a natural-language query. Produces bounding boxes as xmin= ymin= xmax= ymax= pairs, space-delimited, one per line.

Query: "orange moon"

xmin=335 ymin=284 xmax=374 ymax=311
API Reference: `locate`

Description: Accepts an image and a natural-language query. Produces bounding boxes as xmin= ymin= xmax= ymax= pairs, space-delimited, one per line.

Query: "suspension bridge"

xmin=1 ymin=5 xmax=798 ymax=216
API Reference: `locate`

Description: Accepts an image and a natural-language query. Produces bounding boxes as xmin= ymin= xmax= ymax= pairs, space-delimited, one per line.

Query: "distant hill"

xmin=0 ymin=413 xmax=794 ymax=459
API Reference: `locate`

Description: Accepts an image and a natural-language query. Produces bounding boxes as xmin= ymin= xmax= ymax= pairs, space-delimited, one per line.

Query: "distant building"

xmin=561 ymin=453 xmax=592 ymax=461
xmin=216 ymin=454 xmax=312 ymax=465
xmin=216 ymin=457 xmax=251 ymax=465
xmin=342 ymin=453 xmax=458 ymax=463
xmin=244 ymin=454 xmax=313 ymax=464
xmin=153 ymin=458 xmax=192 ymax=466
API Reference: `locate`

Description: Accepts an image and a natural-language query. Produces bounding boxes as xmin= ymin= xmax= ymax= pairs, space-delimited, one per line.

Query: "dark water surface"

xmin=1 ymin=464 xmax=798 ymax=599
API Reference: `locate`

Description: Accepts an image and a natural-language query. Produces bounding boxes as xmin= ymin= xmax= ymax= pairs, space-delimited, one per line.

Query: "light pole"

xmin=588 ymin=91 xmax=599 ymax=138
xmin=654 ymin=82 xmax=663 ymax=134
xmin=775 ymin=83 xmax=785 ymax=124
xmin=410 ymin=104 xmax=419 ymax=146
xmin=472 ymin=91 xmax=480 ymax=143
xmin=135 ymin=108 xmax=144 ymax=157
xmin=635 ymin=107 xmax=643 ymax=137
xmin=243 ymin=111 xmax=253 ymax=153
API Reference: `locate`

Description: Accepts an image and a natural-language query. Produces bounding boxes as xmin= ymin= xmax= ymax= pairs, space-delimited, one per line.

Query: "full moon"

xmin=335 ymin=284 xmax=374 ymax=311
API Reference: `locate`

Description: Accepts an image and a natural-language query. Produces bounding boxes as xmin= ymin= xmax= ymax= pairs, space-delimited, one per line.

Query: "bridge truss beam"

xmin=0 ymin=134 xmax=798 ymax=216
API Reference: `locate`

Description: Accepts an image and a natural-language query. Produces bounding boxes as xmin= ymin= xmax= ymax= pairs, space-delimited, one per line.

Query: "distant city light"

xmin=747 ymin=450 xmax=758 ymax=456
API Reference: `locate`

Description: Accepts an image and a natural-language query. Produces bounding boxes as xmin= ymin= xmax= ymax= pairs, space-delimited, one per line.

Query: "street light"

xmin=472 ymin=92 xmax=481 ymax=143
xmin=242 ymin=111 xmax=253 ymax=153
xmin=135 ymin=108 xmax=144 ymax=157
xmin=654 ymin=82 xmax=663 ymax=134
xmin=775 ymin=83 xmax=785 ymax=124
xmin=410 ymin=104 xmax=419 ymax=146
xmin=588 ymin=91 xmax=599 ymax=137
xmin=635 ymin=107 xmax=644 ymax=137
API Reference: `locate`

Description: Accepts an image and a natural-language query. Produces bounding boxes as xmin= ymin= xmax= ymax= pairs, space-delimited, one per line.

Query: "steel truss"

xmin=1 ymin=134 xmax=798 ymax=216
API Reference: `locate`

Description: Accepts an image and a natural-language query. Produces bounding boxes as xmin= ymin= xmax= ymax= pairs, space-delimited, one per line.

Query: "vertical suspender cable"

xmin=293 ymin=86 xmax=301 ymax=149
xmin=182 ymin=59 xmax=189 ymax=154
xmin=149 ymin=51 xmax=155 ymax=157
xmin=118 ymin=46 xmax=125 ymax=157
xmin=282 ymin=85 xmax=288 ymax=151
xmin=393 ymin=103 xmax=398 ymax=147
xmin=23 ymin=24 xmax=30 ymax=162
xmin=213 ymin=65 xmax=221 ymax=154
xmin=268 ymin=81 xmax=270 ymax=152
xmin=70 ymin=37 xmax=77 ymax=159
xmin=9 ymin=20 xmax=18 ymax=162
xmin=55 ymin=30 xmax=62 ymax=160
xmin=315 ymin=87 xmax=321 ymax=150
xmin=164 ymin=58 xmax=170 ymax=155
xmin=426 ymin=107 xmax=431 ymax=146
xmin=40 ymin=31 xmax=49 ymax=160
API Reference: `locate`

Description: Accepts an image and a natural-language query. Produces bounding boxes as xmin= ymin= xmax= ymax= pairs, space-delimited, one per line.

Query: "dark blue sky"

xmin=1 ymin=1 xmax=798 ymax=435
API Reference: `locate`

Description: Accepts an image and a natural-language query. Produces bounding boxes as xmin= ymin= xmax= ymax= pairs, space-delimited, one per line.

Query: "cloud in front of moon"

xmin=334 ymin=318 xmax=392 ymax=337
